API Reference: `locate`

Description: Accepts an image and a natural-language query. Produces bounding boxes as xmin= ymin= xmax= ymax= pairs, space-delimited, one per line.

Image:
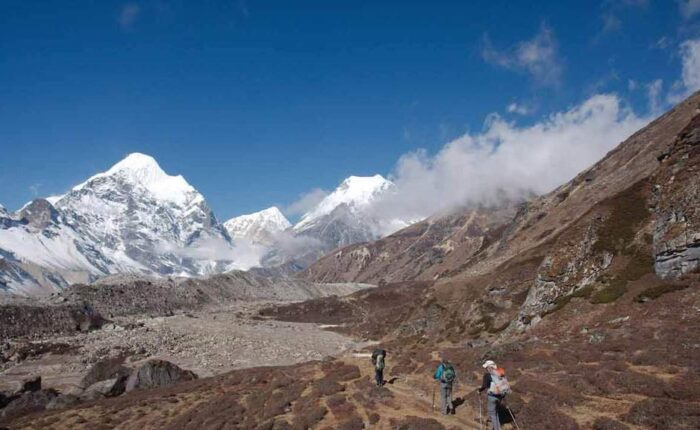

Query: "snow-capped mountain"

xmin=224 ymin=207 xmax=291 ymax=246
xmin=294 ymin=175 xmax=393 ymax=233
xmin=0 ymin=153 xmax=237 ymax=295
xmin=0 ymin=158 xmax=422 ymax=295
xmin=52 ymin=152 xmax=232 ymax=275
xmin=290 ymin=175 xmax=413 ymax=254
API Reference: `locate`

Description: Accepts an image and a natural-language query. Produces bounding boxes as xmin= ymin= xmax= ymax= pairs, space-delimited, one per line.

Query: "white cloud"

xmin=679 ymin=0 xmax=700 ymax=19
xmin=628 ymin=79 xmax=638 ymax=91
xmin=158 ymin=236 xmax=267 ymax=271
xmin=368 ymin=94 xmax=650 ymax=222
xmin=482 ymin=24 xmax=563 ymax=87
xmin=268 ymin=230 xmax=323 ymax=258
xmin=646 ymin=79 xmax=664 ymax=114
xmin=285 ymin=188 xmax=329 ymax=216
xmin=118 ymin=3 xmax=141 ymax=31
xmin=506 ymin=102 xmax=532 ymax=116
xmin=667 ymin=39 xmax=700 ymax=104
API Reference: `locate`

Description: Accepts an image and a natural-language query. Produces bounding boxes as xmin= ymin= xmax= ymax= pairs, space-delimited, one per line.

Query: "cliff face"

xmin=652 ymin=114 xmax=700 ymax=279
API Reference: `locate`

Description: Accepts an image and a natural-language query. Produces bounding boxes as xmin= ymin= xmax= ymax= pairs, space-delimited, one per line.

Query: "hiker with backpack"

xmin=371 ymin=349 xmax=386 ymax=387
xmin=476 ymin=360 xmax=511 ymax=430
xmin=433 ymin=357 xmax=456 ymax=415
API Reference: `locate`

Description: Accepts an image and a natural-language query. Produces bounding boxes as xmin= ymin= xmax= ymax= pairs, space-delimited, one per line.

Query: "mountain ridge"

xmin=304 ymin=91 xmax=700 ymax=286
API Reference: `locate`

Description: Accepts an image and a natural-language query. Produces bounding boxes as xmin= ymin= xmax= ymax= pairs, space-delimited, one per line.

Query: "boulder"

xmin=80 ymin=355 xmax=129 ymax=388
xmin=0 ymin=389 xmax=58 ymax=421
xmin=125 ymin=360 xmax=197 ymax=392
xmin=0 ymin=375 xmax=42 ymax=407
xmin=79 ymin=378 xmax=126 ymax=401
xmin=20 ymin=376 xmax=41 ymax=393
xmin=73 ymin=304 xmax=106 ymax=332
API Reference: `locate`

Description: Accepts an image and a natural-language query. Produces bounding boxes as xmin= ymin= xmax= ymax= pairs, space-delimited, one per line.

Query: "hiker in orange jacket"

xmin=476 ymin=360 xmax=510 ymax=430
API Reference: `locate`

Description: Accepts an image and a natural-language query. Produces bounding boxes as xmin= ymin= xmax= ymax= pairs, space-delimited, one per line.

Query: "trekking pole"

xmin=506 ymin=405 xmax=521 ymax=430
xmin=476 ymin=390 xmax=483 ymax=430
xmin=431 ymin=385 xmax=435 ymax=411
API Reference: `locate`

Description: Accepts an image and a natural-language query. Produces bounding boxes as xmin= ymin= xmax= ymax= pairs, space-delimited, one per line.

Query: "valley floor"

xmin=0 ymin=302 xmax=372 ymax=396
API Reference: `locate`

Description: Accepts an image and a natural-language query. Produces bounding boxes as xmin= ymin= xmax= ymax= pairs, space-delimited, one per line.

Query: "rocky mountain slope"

xmin=303 ymin=205 xmax=517 ymax=284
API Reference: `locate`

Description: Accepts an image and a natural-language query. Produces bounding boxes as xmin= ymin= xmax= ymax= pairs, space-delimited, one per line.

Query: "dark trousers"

xmin=441 ymin=384 xmax=453 ymax=414
xmin=375 ymin=368 xmax=384 ymax=386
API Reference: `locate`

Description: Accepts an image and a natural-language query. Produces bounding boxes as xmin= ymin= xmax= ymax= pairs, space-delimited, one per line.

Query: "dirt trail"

xmin=341 ymin=355 xmax=483 ymax=429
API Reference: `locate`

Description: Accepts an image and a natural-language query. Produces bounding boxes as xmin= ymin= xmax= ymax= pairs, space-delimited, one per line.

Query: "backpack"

xmin=371 ymin=349 xmax=386 ymax=365
xmin=488 ymin=367 xmax=511 ymax=396
xmin=441 ymin=363 xmax=456 ymax=384
xmin=376 ymin=354 xmax=385 ymax=370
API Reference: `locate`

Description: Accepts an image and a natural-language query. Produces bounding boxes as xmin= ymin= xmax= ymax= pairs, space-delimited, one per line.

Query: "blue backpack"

xmin=441 ymin=363 xmax=456 ymax=384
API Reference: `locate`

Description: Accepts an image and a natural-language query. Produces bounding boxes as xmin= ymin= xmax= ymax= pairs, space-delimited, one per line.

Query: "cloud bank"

xmin=369 ymin=94 xmax=650 ymax=224
xmin=285 ymin=188 xmax=329 ymax=216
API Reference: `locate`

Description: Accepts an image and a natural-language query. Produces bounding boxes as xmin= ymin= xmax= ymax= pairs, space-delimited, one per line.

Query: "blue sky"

xmin=1 ymin=0 xmax=699 ymax=221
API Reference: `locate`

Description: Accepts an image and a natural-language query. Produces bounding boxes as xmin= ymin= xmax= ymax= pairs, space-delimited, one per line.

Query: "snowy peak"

xmin=71 ymin=152 xmax=197 ymax=206
xmin=294 ymin=174 xmax=393 ymax=231
xmin=224 ymin=207 xmax=291 ymax=246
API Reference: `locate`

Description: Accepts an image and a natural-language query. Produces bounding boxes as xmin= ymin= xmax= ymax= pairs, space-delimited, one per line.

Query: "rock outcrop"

xmin=652 ymin=113 xmax=700 ymax=279
xmin=125 ymin=360 xmax=197 ymax=392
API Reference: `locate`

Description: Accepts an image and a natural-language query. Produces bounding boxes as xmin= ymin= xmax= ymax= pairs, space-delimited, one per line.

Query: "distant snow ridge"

xmin=294 ymin=175 xmax=393 ymax=232
xmin=286 ymin=175 xmax=415 ymax=258
xmin=0 ymin=155 xmax=421 ymax=296
xmin=224 ymin=207 xmax=291 ymax=246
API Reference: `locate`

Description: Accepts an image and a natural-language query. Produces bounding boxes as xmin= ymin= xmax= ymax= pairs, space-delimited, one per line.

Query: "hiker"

xmin=371 ymin=348 xmax=386 ymax=387
xmin=433 ymin=357 xmax=456 ymax=415
xmin=476 ymin=359 xmax=511 ymax=430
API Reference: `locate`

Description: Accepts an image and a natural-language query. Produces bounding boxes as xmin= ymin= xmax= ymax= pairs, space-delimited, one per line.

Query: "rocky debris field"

xmin=0 ymin=275 xmax=374 ymax=427
xmin=0 ymin=271 xmax=371 ymax=339
xmin=0 ymin=300 xmax=374 ymax=427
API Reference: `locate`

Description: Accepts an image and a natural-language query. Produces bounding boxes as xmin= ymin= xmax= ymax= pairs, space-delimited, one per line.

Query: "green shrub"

xmin=592 ymin=182 xmax=650 ymax=255
xmin=590 ymin=277 xmax=627 ymax=304
xmin=590 ymin=249 xmax=653 ymax=304
xmin=635 ymin=284 xmax=689 ymax=302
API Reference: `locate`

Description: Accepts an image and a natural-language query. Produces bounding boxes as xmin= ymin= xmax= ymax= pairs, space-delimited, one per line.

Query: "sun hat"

xmin=482 ymin=360 xmax=496 ymax=369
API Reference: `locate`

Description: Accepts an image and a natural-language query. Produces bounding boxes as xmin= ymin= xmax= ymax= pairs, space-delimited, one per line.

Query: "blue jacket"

xmin=434 ymin=363 xmax=446 ymax=381
xmin=434 ymin=362 xmax=454 ymax=385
